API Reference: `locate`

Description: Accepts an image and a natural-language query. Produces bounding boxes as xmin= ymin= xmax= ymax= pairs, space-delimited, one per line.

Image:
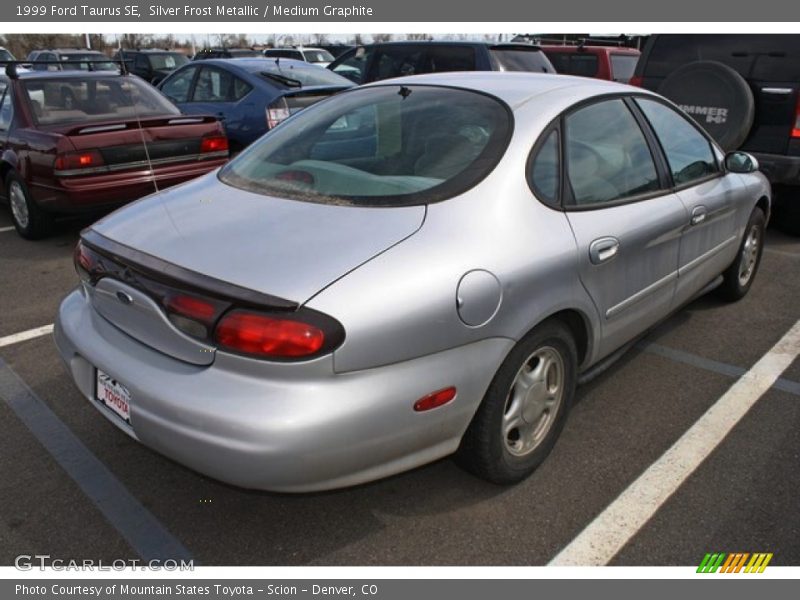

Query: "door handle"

xmin=690 ymin=206 xmax=707 ymax=226
xmin=589 ymin=237 xmax=620 ymax=265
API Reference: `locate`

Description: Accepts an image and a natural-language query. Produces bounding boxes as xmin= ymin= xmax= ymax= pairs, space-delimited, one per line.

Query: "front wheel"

xmin=456 ymin=320 xmax=577 ymax=484
xmin=717 ymin=207 xmax=765 ymax=302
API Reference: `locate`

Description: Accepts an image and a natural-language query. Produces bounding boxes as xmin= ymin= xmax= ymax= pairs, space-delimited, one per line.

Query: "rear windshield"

xmin=23 ymin=76 xmax=180 ymax=125
xmin=148 ymin=53 xmax=190 ymax=70
xmin=259 ymin=62 xmax=353 ymax=87
xmin=610 ymin=54 xmax=639 ymax=82
xmin=490 ymin=48 xmax=555 ymax=73
xmin=219 ymin=85 xmax=512 ymax=207
xmin=304 ymin=50 xmax=334 ymax=63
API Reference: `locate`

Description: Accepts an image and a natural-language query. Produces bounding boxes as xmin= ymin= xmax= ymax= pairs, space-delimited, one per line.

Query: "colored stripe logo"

xmin=697 ymin=552 xmax=773 ymax=573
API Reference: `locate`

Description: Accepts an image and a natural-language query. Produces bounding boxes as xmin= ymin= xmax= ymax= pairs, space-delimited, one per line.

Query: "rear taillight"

xmin=629 ymin=75 xmax=643 ymax=87
xmin=55 ymin=149 xmax=105 ymax=173
xmin=73 ymin=241 xmax=97 ymax=282
xmin=266 ymin=97 xmax=290 ymax=129
xmin=792 ymin=93 xmax=800 ymax=138
xmin=164 ymin=293 xmax=225 ymax=339
xmin=214 ymin=309 xmax=343 ymax=360
xmin=200 ymin=135 xmax=229 ymax=153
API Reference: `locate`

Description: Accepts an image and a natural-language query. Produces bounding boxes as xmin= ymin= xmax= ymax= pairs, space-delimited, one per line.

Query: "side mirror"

xmin=725 ymin=151 xmax=759 ymax=174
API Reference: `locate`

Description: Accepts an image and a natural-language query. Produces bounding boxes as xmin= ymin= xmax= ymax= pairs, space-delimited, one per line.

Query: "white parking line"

xmin=0 ymin=226 xmax=15 ymax=233
xmin=0 ymin=325 xmax=54 ymax=349
xmin=550 ymin=319 xmax=800 ymax=566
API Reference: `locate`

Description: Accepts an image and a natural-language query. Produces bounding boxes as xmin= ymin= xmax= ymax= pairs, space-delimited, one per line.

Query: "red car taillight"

xmin=629 ymin=75 xmax=643 ymax=87
xmin=266 ymin=97 xmax=291 ymax=129
xmin=55 ymin=149 xmax=105 ymax=172
xmin=215 ymin=310 xmax=326 ymax=358
xmin=200 ymin=135 xmax=229 ymax=153
xmin=792 ymin=93 xmax=800 ymax=138
xmin=164 ymin=293 xmax=225 ymax=339
xmin=73 ymin=241 xmax=97 ymax=282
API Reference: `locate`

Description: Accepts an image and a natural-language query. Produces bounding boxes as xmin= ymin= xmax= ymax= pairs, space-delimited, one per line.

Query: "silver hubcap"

xmin=738 ymin=225 xmax=760 ymax=287
xmin=502 ymin=346 xmax=565 ymax=457
xmin=9 ymin=181 xmax=29 ymax=229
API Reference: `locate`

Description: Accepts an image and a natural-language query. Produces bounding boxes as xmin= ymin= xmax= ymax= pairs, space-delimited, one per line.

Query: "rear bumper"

xmin=31 ymin=159 xmax=227 ymax=213
xmin=53 ymin=287 xmax=512 ymax=492
xmin=751 ymin=152 xmax=800 ymax=187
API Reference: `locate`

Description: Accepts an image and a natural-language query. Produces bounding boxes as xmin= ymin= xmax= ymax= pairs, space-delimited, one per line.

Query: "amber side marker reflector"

xmin=414 ymin=387 xmax=457 ymax=412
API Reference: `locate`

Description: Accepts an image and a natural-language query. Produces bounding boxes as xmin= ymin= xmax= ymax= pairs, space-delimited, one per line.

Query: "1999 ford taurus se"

xmin=54 ymin=73 xmax=770 ymax=492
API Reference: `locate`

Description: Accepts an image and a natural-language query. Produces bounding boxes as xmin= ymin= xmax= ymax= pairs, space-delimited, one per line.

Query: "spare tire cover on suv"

xmin=657 ymin=60 xmax=754 ymax=151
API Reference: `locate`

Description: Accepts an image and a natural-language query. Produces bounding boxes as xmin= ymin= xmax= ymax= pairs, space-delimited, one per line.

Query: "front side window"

xmin=331 ymin=49 xmax=370 ymax=84
xmin=635 ymin=97 xmax=719 ymax=186
xmin=220 ymin=85 xmax=512 ymax=207
xmin=565 ymin=98 xmax=660 ymax=206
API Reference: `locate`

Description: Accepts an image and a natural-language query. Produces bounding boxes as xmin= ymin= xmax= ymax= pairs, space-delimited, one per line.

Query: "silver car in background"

xmin=54 ymin=72 xmax=770 ymax=492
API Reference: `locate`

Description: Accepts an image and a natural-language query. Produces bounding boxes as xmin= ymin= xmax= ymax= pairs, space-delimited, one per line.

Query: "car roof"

xmin=362 ymin=71 xmax=652 ymax=109
xmin=12 ymin=69 xmax=124 ymax=80
xmin=199 ymin=57 xmax=315 ymax=73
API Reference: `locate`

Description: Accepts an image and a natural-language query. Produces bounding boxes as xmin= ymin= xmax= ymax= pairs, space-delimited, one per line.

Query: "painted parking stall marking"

xmin=0 ymin=358 xmax=193 ymax=562
xmin=550 ymin=319 xmax=800 ymax=566
xmin=0 ymin=324 xmax=54 ymax=348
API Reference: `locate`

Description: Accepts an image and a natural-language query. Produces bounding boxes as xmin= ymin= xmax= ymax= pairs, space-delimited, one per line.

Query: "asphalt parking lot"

xmin=0 ymin=209 xmax=798 ymax=567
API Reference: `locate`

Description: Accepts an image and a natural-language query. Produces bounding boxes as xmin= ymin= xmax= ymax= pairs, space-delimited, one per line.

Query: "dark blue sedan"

xmin=157 ymin=58 xmax=353 ymax=151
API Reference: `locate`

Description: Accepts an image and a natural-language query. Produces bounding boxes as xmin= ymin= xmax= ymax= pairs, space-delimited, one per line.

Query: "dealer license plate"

xmin=96 ymin=370 xmax=131 ymax=422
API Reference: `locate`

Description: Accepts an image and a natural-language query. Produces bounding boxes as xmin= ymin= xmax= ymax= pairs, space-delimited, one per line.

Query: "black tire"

xmin=717 ymin=207 xmax=766 ymax=301
xmin=657 ymin=61 xmax=754 ymax=152
xmin=456 ymin=319 xmax=577 ymax=484
xmin=5 ymin=172 xmax=53 ymax=240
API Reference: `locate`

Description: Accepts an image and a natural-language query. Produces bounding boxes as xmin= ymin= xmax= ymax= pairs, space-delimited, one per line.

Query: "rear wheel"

xmin=456 ymin=320 xmax=577 ymax=484
xmin=717 ymin=207 xmax=765 ymax=301
xmin=6 ymin=172 xmax=53 ymax=240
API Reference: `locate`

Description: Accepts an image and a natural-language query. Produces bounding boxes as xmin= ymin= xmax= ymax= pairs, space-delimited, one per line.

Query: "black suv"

xmin=192 ymin=48 xmax=263 ymax=60
xmin=633 ymin=34 xmax=800 ymax=233
xmin=327 ymin=41 xmax=555 ymax=85
xmin=113 ymin=49 xmax=189 ymax=84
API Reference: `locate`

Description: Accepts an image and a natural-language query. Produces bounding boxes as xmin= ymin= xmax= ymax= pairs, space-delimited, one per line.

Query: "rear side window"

xmin=564 ymin=99 xmax=660 ymax=206
xmin=194 ymin=67 xmax=234 ymax=102
xmin=635 ymin=98 xmax=719 ymax=186
xmin=0 ymin=84 xmax=12 ymax=130
xmin=489 ymin=48 xmax=554 ymax=73
xmin=373 ymin=47 xmax=426 ymax=80
xmin=610 ymin=54 xmax=639 ymax=83
xmin=529 ymin=129 xmax=560 ymax=206
xmin=426 ymin=47 xmax=477 ymax=73
xmin=219 ymin=85 xmax=512 ymax=207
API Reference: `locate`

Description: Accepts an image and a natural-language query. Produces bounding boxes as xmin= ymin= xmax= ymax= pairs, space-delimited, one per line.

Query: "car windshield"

xmin=304 ymin=50 xmax=335 ymax=63
xmin=219 ymin=85 xmax=512 ymax=207
xmin=259 ymin=62 xmax=353 ymax=87
xmin=149 ymin=53 xmax=189 ymax=70
xmin=0 ymin=49 xmax=14 ymax=61
xmin=490 ymin=48 xmax=554 ymax=73
xmin=59 ymin=54 xmax=118 ymax=71
xmin=23 ymin=76 xmax=180 ymax=125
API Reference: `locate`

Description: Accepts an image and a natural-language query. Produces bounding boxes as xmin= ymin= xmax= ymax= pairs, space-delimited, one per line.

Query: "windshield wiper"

xmin=261 ymin=72 xmax=302 ymax=88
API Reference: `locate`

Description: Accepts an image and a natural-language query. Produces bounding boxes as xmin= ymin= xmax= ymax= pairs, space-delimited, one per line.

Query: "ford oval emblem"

xmin=116 ymin=291 xmax=133 ymax=305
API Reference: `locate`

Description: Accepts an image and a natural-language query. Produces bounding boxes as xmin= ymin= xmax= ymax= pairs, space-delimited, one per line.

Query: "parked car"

xmin=327 ymin=41 xmax=555 ymax=84
xmin=54 ymin=72 xmax=769 ymax=492
xmin=193 ymin=48 xmax=263 ymax=60
xmin=0 ymin=67 xmax=229 ymax=238
xmin=540 ymin=44 xmax=640 ymax=83
xmin=0 ymin=47 xmax=15 ymax=64
xmin=113 ymin=49 xmax=190 ymax=84
xmin=158 ymin=57 xmax=353 ymax=151
xmin=632 ymin=34 xmax=800 ymax=233
xmin=26 ymin=49 xmax=117 ymax=72
xmin=263 ymin=46 xmax=335 ymax=67
xmin=318 ymin=44 xmax=354 ymax=59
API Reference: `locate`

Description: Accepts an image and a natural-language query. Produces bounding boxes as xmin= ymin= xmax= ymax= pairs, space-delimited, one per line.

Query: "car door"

xmin=634 ymin=97 xmax=743 ymax=307
xmin=160 ymin=64 xmax=199 ymax=107
xmin=188 ymin=66 xmax=253 ymax=149
xmin=559 ymin=97 xmax=688 ymax=358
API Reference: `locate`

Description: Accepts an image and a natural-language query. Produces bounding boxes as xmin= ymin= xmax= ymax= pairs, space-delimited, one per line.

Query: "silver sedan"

xmin=54 ymin=72 xmax=770 ymax=492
